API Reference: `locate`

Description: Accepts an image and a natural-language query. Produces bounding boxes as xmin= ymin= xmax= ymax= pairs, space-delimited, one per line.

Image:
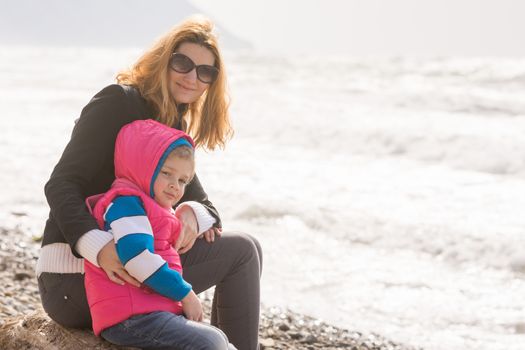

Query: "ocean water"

xmin=1 ymin=46 xmax=524 ymax=350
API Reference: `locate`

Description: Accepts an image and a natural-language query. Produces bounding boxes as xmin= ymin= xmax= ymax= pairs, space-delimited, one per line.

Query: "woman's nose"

xmin=183 ymin=68 xmax=198 ymax=82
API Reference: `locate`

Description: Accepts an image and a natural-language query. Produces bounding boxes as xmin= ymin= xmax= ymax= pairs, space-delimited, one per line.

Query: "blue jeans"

xmin=101 ymin=311 xmax=237 ymax=350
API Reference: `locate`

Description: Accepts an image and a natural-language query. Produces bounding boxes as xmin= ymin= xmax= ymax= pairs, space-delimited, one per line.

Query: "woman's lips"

xmin=177 ymin=82 xmax=195 ymax=91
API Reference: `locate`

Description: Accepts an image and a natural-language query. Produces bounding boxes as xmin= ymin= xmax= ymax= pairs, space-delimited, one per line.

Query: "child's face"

xmin=153 ymin=155 xmax=194 ymax=209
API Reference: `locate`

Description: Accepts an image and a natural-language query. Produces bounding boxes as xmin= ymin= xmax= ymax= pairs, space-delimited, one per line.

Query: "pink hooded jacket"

xmin=84 ymin=119 xmax=195 ymax=336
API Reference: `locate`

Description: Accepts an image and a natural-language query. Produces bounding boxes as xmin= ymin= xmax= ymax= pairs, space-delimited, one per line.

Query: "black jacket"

xmin=42 ymin=84 xmax=221 ymax=257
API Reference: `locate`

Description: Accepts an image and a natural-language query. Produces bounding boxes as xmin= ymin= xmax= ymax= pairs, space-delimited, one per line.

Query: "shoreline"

xmin=0 ymin=226 xmax=421 ymax=349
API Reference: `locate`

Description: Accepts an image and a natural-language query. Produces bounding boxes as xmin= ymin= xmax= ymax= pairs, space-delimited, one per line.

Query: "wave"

xmin=232 ymin=200 xmax=524 ymax=273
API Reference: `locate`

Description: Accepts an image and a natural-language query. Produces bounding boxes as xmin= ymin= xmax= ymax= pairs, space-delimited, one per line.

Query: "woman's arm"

xmin=177 ymin=174 xmax=222 ymax=228
xmin=45 ymin=84 xmax=139 ymax=258
xmin=174 ymin=175 xmax=220 ymax=253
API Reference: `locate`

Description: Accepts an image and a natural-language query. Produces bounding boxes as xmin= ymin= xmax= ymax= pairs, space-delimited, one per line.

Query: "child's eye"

xmin=161 ymin=171 xmax=170 ymax=176
xmin=179 ymin=179 xmax=188 ymax=185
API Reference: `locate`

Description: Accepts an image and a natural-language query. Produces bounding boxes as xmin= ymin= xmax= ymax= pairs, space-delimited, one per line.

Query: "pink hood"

xmin=114 ymin=119 xmax=194 ymax=199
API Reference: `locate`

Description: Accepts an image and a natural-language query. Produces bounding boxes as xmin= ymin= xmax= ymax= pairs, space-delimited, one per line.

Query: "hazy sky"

xmin=191 ymin=0 xmax=525 ymax=56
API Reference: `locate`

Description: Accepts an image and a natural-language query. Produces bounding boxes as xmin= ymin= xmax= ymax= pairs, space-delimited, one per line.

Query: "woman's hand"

xmin=175 ymin=206 xmax=199 ymax=254
xmin=97 ymin=241 xmax=141 ymax=287
xmin=181 ymin=290 xmax=203 ymax=322
xmin=201 ymin=227 xmax=222 ymax=243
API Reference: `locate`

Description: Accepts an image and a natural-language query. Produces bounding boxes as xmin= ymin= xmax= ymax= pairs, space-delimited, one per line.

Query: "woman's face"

xmin=168 ymin=42 xmax=216 ymax=104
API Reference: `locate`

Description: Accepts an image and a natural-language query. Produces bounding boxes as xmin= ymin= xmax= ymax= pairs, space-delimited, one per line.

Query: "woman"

xmin=36 ymin=15 xmax=262 ymax=350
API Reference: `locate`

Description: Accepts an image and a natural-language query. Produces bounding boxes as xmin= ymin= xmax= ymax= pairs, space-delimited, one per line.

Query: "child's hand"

xmin=181 ymin=290 xmax=203 ymax=322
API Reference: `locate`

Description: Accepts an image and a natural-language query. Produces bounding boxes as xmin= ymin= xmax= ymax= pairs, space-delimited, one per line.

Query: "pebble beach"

xmin=0 ymin=225 xmax=421 ymax=350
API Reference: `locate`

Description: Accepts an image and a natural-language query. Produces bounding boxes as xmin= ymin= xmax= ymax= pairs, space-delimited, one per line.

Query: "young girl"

xmin=84 ymin=119 xmax=236 ymax=349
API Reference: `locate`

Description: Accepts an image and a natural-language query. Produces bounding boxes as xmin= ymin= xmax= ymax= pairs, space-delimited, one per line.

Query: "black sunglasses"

xmin=169 ymin=53 xmax=219 ymax=84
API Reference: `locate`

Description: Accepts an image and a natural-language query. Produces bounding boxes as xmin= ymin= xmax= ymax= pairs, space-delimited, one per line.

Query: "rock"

xmin=289 ymin=331 xmax=304 ymax=340
xmin=278 ymin=323 xmax=290 ymax=331
xmin=0 ymin=311 xmax=138 ymax=350
xmin=14 ymin=272 xmax=32 ymax=281
xmin=302 ymin=334 xmax=317 ymax=344
xmin=259 ymin=337 xmax=276 ymax=348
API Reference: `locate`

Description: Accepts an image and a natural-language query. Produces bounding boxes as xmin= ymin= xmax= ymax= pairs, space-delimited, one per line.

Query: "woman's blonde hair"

xmin=117 ymin=15 xmax=232 ymax=150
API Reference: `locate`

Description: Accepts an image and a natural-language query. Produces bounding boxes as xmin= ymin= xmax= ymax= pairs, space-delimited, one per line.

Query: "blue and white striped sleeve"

xmin=104 ymin=195 xmax=192 ymax=301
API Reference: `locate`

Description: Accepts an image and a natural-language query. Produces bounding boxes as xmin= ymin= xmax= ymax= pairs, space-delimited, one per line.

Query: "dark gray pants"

xmin=38 ymin=232 xmax=262 ymax=350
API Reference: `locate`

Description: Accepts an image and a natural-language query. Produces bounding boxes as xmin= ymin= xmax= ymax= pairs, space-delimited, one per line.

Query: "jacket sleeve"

xmin=44 ymin=84 xmax=137 ymax=257
xmin=176 ymin=173 xmax=222 ymax=228
xmin=106 ymin=196 xmax=192 ymax=301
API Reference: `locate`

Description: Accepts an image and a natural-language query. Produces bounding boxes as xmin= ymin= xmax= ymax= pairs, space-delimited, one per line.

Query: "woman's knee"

xmin=227 ymin=232 xmax=262 ymax=271
xmin=245 ymin=233 xmax=263 ymax=275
